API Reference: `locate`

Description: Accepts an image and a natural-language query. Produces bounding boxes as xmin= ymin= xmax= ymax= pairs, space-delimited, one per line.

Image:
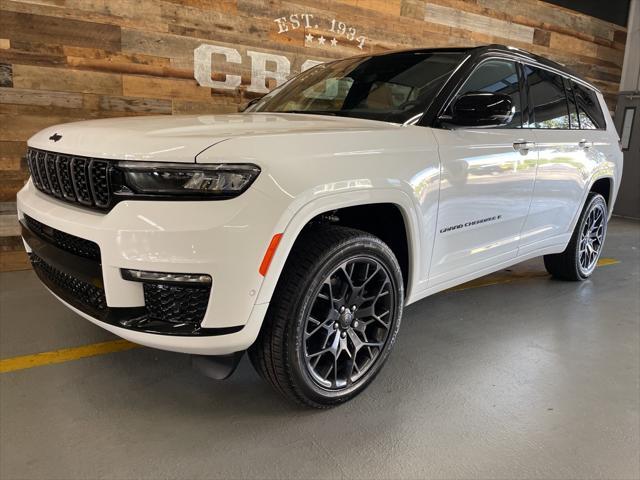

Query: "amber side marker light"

xmin=259 ymin=233 xmax=283 ymax=276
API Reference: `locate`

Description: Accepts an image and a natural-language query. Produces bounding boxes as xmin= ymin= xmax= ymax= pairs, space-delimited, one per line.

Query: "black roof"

xmin=373 ymin=44 xmax=596 ymax=91
xmin=473 ymin=44 xmax=581 ymax=79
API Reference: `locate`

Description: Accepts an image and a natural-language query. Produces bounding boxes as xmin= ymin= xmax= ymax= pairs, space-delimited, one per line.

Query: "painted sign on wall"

xmin=194 ymin=13 xmax=369 ymax=94
xmin=273 ymin=13 xmax=368 ymax=50
xmin=194 ymin=44 xmax=322 ymax=93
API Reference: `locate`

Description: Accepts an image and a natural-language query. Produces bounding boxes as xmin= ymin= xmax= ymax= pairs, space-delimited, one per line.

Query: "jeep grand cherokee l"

xmin=17 ymin=45 xmax=622 ymax=407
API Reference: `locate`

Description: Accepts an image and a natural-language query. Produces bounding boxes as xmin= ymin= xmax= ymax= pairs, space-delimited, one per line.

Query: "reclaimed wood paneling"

xmin=0 ymin=0 xmax=628 ymax=268
xmin=0 ymin=11 xmax=121 ymax=51
xmin=423 ymin=3 xmax=535 ymax=44
xmin=12 ymin=64 xmax=123 ymax=95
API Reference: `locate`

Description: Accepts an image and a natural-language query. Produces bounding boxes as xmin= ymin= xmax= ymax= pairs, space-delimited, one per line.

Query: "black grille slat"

xmin=89 ymin=160 xmax=110 ymax=207
xmin=45 ymin=153 xmax=63 ymax=198
xmin=36 ymin=151 xmax=52 ymax=193
xmin=55 ymin=155 xmax=76 ymax=200
xmin=70 ymin=157 xmax=93 ymax=206
xmin=30 ymin=253 xmax=106 ymax=311
xmin=28 ymin=149 xmax=43 ymax=189
xmin=24 ymin=215 xmax=101 ymax=261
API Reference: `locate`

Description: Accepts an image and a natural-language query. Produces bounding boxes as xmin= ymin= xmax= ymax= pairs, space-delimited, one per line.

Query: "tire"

xmin=543 ymin=192 xmax=608 ymax=281
xmin=248 ymin=225 xmax=404 ymax=408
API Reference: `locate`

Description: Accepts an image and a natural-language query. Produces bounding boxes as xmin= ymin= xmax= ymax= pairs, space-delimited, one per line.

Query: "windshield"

xmin=247 ymin=51 xmax=466 ymax=124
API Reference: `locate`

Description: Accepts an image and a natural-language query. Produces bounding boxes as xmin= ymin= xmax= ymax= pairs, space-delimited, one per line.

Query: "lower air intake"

xmin=143 ymin=283 xmax=211 ymax=326
xmin=30 ymin=253 xmax=106 ymax=311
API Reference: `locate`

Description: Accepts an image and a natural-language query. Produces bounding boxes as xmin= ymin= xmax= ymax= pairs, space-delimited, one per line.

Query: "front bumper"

xmin=16 ymin=180 xmax=281 ymax=354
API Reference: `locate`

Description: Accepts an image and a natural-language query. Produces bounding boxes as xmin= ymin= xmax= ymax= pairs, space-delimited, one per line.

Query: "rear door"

xmin=518 ymin=67 xmax=604 ymax=254
xmin=429 ymin=59 xmax=538 ymax=285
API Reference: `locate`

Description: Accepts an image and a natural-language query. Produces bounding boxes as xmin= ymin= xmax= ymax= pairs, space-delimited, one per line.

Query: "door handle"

xmin=578 ymin=139 xmax=593 ymax=149
xmin=513 ymin=141 xmax=536 ymax=153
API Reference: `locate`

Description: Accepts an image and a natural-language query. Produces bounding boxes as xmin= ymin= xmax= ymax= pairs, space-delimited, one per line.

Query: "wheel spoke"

xmin=347 ymin=328 xmax=364 ymax=353
xmin=307 ymin=347 xmax=331 ymax=359
xmin=304 ymin=319 xmax=331 ymax=339
xmin=362 ymin=264 xmax=381 ymax=286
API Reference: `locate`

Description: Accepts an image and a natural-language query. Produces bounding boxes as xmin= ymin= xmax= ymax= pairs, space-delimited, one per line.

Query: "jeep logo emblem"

xmin=49 ymin=133 xmax=62 ymax=142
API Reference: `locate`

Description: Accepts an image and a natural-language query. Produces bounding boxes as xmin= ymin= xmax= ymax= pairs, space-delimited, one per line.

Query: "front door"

xmin=428 ymin=59 xmax=537 ymax=285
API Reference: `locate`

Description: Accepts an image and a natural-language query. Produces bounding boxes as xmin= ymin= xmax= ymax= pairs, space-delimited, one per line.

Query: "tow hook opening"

xmin=190 ymin=351 xmax=245 ymax=380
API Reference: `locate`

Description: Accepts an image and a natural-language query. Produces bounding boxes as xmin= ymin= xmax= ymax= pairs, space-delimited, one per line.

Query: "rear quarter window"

xmin=563 ymin=78 xmax=580 ymax=129
xmin=572 ymin=81 xmax=606 ymax=129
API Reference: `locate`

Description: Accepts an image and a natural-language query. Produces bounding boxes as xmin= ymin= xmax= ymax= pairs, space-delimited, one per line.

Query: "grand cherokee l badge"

xmin=440 ymin=215 xmax=503 ymax=234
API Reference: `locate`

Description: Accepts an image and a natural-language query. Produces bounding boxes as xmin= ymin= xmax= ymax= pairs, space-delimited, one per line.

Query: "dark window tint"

xmin=563 ymin=78 xmax=580 ymax=129
xmin=250 ymin=52 xmax=465 ymax=123
xmin=525 ymin=66 xmax=570 ymax=129
xmin=572 ymin=81 xmax=606 ymax=129
xmin=453 ymin=59 xmax=522 ymax=128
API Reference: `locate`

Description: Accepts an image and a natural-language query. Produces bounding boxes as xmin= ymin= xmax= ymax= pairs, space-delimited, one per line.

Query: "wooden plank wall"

xmin=0 ymin=0 xmax=627 ymax=271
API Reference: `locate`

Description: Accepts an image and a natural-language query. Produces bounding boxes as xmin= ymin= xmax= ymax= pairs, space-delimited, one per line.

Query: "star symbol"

xmin=317 ymin=35 xmax=326 ymax=46
xmin=330 ymin=37 xmax=338 ymax=47
xmin=305 ymin=33 xmax=314 ymax=43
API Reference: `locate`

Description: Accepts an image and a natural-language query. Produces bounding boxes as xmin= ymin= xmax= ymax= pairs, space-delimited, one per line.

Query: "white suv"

xmin=17 ymin=45 xmax=622 ymax=407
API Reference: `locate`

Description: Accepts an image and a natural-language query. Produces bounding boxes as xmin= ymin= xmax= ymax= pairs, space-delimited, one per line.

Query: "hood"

xmin=27 ymin=113 xmax=396 ymax=163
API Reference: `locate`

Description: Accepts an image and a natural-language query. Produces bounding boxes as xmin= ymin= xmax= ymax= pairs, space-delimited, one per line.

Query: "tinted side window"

xmin=526 ymin=66 xmax=570 ymax=129
xmin=572 ymin=81 xmax=606 ymax=129
xmin=453 ymin=59 xmax=522 ymax=128
xmin=563 ymin=78 xmax=580 ymax=129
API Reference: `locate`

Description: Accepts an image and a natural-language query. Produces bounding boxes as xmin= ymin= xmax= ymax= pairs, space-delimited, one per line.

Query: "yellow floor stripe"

xmin=0 ymin=258 xmax=620 ymax=374
xmin=0 ymin=339 xmax=140 ymax=374
xmin=596 ymin=257 xmax=620 ymax=267
xmin=450 ymin=257 xmax=620 ymax=292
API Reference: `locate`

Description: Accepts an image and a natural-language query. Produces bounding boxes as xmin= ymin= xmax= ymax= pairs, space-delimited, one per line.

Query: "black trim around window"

xmin=424 ymin=46 xmax=606 ymax=131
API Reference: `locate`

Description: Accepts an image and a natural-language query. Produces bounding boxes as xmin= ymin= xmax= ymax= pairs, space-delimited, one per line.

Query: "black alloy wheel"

xmin=302 ymin=257 xmax=395 ymax=390
xmin=248 ymin=225 xmax=404 ymax=408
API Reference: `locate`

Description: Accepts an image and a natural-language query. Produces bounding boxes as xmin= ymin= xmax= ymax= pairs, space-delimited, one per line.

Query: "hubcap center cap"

xmin=338 ymin=309 xmax=354 ymax=329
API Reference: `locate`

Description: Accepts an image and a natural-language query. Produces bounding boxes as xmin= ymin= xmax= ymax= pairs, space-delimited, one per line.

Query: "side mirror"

xmin=441 ymin=92 xmax=515 ymax=127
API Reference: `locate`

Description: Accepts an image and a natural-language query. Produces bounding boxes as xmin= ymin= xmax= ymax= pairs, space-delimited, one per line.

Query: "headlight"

xmin=113 ymin=162 xmax=260 ymax=199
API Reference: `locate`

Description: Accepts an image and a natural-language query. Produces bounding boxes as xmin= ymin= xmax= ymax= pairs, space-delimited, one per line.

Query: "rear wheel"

xmin=248 ymin=225 xmax=403 ymax=408
xmin=544 ymin=192 xmax=608 ymax=281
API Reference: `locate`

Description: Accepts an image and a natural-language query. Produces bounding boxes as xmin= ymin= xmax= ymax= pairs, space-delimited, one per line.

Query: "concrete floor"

xmin=1 ymin=218 xmax=638 ymax=480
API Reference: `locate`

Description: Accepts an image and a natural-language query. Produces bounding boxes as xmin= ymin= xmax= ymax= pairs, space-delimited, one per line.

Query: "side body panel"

xmin=518 ymin=97 xmax=621 ymax=255
xmin=518 ymin=130 xmax=592 ymax=250
xmin=427 ymin=129 xmax=537 ymax=286
xmin=193 ymin=123 xmax=441 ymax=307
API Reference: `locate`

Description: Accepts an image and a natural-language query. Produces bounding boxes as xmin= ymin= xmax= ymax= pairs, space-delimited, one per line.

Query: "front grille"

xmin=26 ymin=148 xmax=111 ymax=211
xmin=24 ymin=215 xmax=101 ymax=261
xmin=143 ymin=283 xmax=211 ymax=326
xmin=30 ymin=253 xmax=107 ymax=311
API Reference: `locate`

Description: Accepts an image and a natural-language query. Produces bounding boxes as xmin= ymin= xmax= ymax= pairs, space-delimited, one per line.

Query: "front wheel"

xmin=248 ymin=225 xmax=404 ymax=408
xmin=544 ymin=192 xmax=608 ymax=281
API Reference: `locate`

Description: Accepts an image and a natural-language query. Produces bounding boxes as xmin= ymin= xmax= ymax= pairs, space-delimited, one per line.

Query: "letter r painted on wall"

xmin=247 ymin=50 xmax=291 ymax=93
